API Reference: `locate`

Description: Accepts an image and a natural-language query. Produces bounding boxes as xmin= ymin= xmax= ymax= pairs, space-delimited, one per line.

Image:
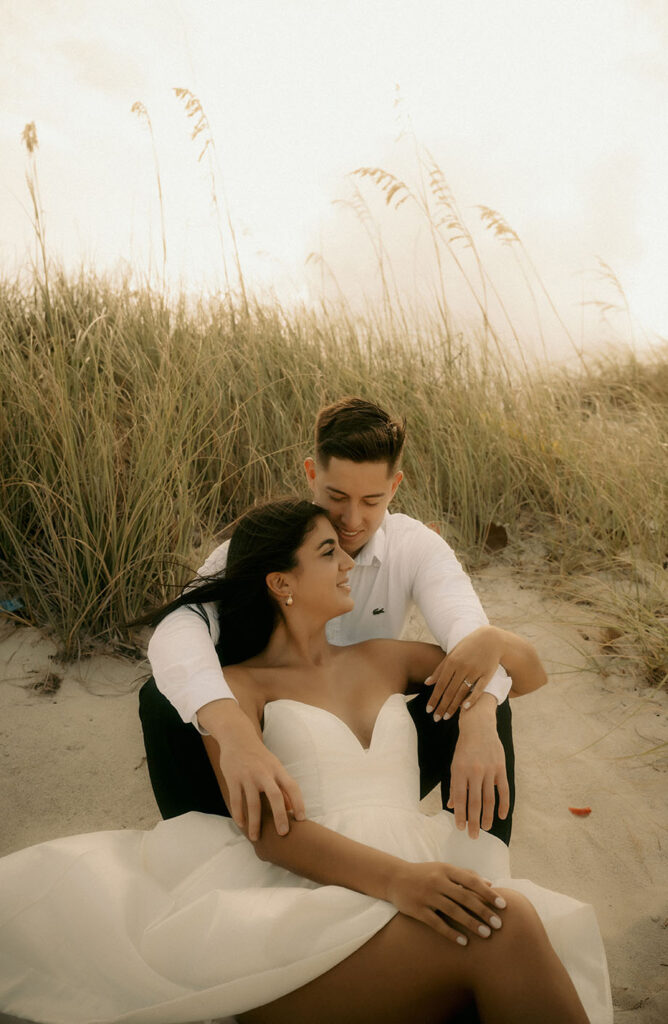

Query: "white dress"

xmin=0 ymin=693 xmax=612 ymax=1024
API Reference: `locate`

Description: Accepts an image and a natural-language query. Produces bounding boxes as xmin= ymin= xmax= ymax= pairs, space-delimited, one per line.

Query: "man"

xmin=141 ymin=397 xmax=519 ymax=845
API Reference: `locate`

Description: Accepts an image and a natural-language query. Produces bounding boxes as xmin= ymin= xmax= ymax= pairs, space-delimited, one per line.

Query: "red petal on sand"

xmin=568 ymin=806 xmax=592 ymax=816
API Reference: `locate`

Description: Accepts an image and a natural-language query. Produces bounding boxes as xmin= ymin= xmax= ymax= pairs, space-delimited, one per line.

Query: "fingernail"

xmin=433 ymin=713 xmax=441 ymax=722
xmin=278 ymin=825 xmax=288 ymax=835
xmin=494 ymin=897 xmax=507 ymax=909
xmin=478 ymin=924 xmax=491 ymax=937
xmin=426 ymin=705 xmax=433 ymax=714
xmin=490 ymin=915 xmax=502 ymax=929
xmin=425 ymin=677 xmax=432 ymax=685
xmin=443 ymin=712 xmax=451 ymax=720
xmin=296 ymin=812 xmax=306 ymax=821
xmin=463 ymin=701 xmax=471 ymax=709
xmin=456 ymin=935 xmax=468 ymax=946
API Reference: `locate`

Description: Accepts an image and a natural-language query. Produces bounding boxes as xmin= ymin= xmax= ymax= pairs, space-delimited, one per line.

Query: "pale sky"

xmin=2 ymin=0 xmax=667 ymax=359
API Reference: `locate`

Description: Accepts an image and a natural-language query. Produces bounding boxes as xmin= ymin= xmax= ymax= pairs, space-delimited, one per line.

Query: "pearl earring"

xmin=285 ymin=594 xmax=293 ymax=606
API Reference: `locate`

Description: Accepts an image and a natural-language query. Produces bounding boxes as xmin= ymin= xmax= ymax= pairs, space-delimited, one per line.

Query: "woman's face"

xmin=285 ymin=515 xmax=355 ymax=619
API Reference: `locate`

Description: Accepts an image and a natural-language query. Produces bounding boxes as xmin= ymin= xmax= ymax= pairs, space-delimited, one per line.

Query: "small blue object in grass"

xmin=0 ymin=598 xmax=24 ymax=612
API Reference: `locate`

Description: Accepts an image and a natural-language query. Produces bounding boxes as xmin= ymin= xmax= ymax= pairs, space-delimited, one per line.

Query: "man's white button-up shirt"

xmin=148 ymin=511 xmax=511 ymax=729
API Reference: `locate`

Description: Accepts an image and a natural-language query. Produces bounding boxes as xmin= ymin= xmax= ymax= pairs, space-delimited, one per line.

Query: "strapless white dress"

xmin=0 ymin=693 xmax=612 ymax=1024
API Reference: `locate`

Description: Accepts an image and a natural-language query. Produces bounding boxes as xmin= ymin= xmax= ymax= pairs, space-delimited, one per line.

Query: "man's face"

xmin=304 ymin=456 xmax=403 ymax=557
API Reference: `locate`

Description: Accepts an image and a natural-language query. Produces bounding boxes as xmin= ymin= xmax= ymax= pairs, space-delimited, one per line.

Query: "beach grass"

xmin=0 ymin=270 xmax=666 ymax=688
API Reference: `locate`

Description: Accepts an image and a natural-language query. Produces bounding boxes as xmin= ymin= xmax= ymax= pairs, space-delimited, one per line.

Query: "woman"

xmin=0 ymin=500 xmax=611 ymax=1023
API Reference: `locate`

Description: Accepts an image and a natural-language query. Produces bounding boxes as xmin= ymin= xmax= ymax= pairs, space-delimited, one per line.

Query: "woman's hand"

xmin=424 ymin=627 xmax=506 ymax=720
xmin=424 ymin=625 xmax=547 ymax=720
xmin=386 ymin=861 xmax=506 ymax=945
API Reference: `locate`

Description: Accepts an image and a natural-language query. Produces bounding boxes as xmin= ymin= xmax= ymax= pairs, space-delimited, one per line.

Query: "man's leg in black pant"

xmin=138 ymin=677 xmax=230 ymax=820
xmin=407 ymin=688 xmax=515 ymax=845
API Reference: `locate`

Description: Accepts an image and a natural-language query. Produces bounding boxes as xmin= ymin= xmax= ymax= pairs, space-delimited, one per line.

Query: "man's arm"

xmin=147 ymin=606 xmax=234 ymax=724
xmin=147 ymin=540 xmax=305 ymax=838
xmin=147 ymin=538 xmax=231 ymax=728
xmin=442 ymin=629 xmax=547 ymax=837
xmin=409 ymin=523 xmax=512 ymax=713
xmin=406 ymin=527 xmax=546 ymax=837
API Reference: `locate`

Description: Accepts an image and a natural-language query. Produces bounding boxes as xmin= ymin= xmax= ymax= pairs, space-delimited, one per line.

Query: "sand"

xmin=1 ymin=567 xmax=666 ymax=1023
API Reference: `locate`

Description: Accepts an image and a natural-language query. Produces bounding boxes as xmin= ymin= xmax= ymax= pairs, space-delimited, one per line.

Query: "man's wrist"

xmin=197 ymin=697 xmax=250 ymax=741
xmin=458 ymin=692 xmax=498 ymax=730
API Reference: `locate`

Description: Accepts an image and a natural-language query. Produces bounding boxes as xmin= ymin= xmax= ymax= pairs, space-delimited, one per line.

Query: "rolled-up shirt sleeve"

xmin=147 ymin=540 xmax=236 ymax=729
xmin=408 ymin=525 xmax=512 ymax=704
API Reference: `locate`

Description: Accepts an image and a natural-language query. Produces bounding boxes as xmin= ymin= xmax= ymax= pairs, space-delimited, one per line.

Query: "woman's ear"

xmin=265 ymin=571 xmax=292 ymax=603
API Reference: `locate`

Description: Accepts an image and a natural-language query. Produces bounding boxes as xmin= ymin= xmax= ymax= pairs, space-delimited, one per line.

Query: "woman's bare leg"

xmin=237 ymin=890 xmax=588 ymax=1024
xmin=238 ymin=910 xmax=476 ymax=1024
xmin=470 ymin=889 xmax=589 ymax=1024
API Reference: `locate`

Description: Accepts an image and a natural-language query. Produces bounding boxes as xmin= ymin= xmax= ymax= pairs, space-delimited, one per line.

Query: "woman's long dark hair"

xmin=139 ymin=498 xmax=327 ymax=665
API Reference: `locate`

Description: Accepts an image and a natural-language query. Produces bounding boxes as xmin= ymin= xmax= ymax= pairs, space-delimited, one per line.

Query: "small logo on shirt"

xmin=372 ymin=607 xmax=385 ymax=615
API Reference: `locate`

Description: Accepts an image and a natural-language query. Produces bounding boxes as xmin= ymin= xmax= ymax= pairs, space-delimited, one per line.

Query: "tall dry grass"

xmin=1 ymin=270 xmax=666 ymax=685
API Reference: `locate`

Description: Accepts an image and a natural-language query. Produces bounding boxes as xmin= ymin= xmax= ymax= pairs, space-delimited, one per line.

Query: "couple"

xmin=0 ymin=399 xmax=612 ymax=1023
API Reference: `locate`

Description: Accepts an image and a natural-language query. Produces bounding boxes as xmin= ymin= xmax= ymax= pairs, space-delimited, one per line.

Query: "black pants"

xmin=407 ymin=686 xmax=515 ymax=845
xmin=138 ymin=678 xmax=515 ymax=845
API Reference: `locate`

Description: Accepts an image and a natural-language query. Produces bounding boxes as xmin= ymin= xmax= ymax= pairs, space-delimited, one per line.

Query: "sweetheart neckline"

xmin=262 ymin=692 xmax=404 ymax=752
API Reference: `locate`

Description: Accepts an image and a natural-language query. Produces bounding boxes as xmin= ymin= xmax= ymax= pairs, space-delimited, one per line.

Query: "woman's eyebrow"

xmin=316 ymin=538 xmax=337 ymax=551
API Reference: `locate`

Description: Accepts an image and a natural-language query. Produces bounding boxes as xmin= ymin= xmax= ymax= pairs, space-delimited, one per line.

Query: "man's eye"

xmin=365 ymin=501 xmax=380 ymax=507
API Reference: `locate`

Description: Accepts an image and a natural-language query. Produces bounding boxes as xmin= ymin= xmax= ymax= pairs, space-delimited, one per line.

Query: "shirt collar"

xmin=354 ymin=512 xmax=389 ymax=567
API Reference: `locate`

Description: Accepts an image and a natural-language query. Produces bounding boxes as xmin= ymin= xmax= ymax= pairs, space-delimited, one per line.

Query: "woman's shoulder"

xmin=344 ymin=638 xmax=443 ymax=687
xmin=349 ymin=637 xmax=406 ymax=656
xmin=342 ymin=638 xmax=415 ymax=676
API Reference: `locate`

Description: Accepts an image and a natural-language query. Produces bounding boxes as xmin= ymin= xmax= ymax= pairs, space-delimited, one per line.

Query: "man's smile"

xmin=336 ymin=527 xmax=363 ymax=538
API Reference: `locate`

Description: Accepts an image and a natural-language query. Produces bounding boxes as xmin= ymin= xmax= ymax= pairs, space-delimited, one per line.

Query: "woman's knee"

xmin=496 ymin=888 xmax=540 ymax=918
xmin=492 ymin=888 xmax=546 ymax=945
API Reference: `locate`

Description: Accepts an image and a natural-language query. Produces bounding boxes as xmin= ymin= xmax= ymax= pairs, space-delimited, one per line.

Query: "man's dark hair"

xmin=315 ymin=397 xmax=406 ymax=472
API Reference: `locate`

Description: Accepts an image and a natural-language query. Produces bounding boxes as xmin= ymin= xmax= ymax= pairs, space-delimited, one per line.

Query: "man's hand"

xmin=198 ymin=699 xmax=306 ymax=842
xmin=425 ymin=626 xmax=506 ymax=720
xmin=447 ymin=694 xmax=509 ymax=839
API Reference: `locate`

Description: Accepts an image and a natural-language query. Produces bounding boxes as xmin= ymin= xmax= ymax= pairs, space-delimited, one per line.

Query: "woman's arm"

xmin=254 ymin=806 xmax=507 ymax=947
xmin=354 ymin=630 xmax=547 ymax=705
xmin=202 ymin=727 xmax=506 ymax=947
xmin=488 ymin=627 xmax=548 ymax=696
xmin=421 ymin=625 xmax=547 ymax=720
